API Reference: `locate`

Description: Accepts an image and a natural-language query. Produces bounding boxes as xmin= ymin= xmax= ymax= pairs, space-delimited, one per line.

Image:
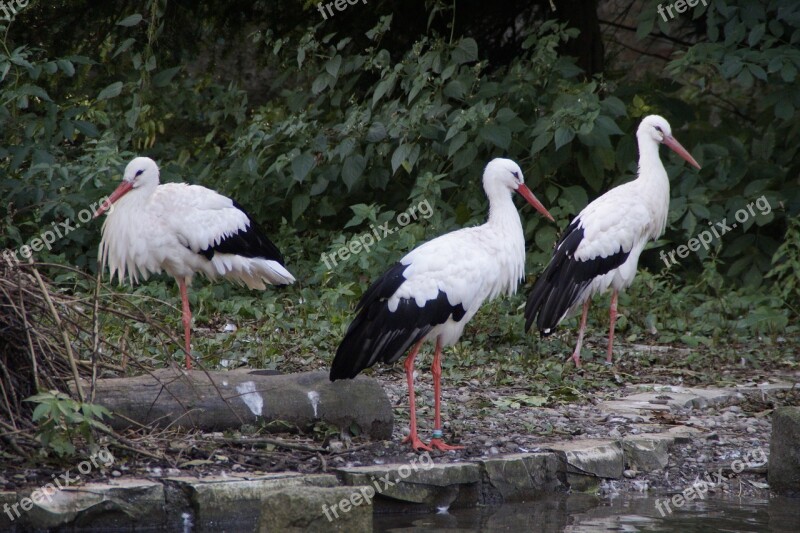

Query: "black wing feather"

xmin=197 ymin=201 xmax=286 ymax=265
xmin=524 ymin=218 xmax=629 ymax=335
xmin=330 ymin=262 xmax=466 ymax=380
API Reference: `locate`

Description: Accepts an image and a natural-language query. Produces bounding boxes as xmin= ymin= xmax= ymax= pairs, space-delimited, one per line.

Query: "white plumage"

xmin=525 ymin=115 xmax=701 ymax=367
xmin=331 ymin=158 xmax=553 ymax=451
xmin=95 ymin=157 xmax=295 ymax=369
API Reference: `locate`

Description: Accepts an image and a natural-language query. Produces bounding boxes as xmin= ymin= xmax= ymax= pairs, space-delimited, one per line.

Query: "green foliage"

xmin=635 ymin=0 xmax=799 ymax=285
xmin=0 ymin=0 xmax=796 ymax=399
xmin=768 ymin=216 xmax=800 ymax=310
xmin=25 ymin=391 xmax=112 ymax=457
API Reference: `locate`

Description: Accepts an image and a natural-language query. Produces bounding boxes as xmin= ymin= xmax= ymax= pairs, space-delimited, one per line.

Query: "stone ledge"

xmin=259 ymin=485 xmax=373 ymax=533
xmin=479 ymin=452 xmax=564 ymax=503
xmin=336 ymin=461 xmax=481 ymax=511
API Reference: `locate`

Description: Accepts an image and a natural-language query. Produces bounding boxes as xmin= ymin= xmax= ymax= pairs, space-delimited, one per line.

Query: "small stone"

xmin=489 ymin=446 xmax=500 ymax=455
xmin=706 ymin=432 xmax=719 ymax=441
xmin=623 ymin=469 xmax=637 ymax=478
xmin=111 ymin=470 xmax=122 ymax=477
xmin=746 ymin=426 xmax=757 ymax=434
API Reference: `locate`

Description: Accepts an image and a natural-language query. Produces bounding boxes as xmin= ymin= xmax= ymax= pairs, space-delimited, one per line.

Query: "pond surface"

xmin=372 ymin=493 xmax=799 ymax=532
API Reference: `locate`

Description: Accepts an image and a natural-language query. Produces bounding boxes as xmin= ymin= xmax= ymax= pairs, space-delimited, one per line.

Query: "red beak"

xmin=517 ymin=184 xmax=554 ymax=222
xmin=663 ymin=135 xmax=701 ymax=170
xmin=93 ymin=181 xmax=133 ymax=218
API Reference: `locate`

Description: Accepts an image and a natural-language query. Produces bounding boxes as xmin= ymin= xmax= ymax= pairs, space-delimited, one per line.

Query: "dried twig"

xmin=27 ymin=259 xmax=85 ymax=402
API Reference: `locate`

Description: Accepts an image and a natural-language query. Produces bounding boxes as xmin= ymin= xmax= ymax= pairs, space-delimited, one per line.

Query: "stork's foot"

xmin=428 ymin=438 xmax=464 ymax=451
xmin=402 ymin=434 xmax=433 ymax=452
xmin=569 ymin=352 xmax=582 ymax=369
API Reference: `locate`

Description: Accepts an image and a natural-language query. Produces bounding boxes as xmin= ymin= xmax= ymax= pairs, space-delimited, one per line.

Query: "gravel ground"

xmin=2 ymin=347 xmax=796 ymax=503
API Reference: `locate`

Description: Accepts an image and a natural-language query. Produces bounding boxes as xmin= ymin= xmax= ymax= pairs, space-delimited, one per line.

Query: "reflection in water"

xmin=372 ymin=493 xmax=800 ymax=532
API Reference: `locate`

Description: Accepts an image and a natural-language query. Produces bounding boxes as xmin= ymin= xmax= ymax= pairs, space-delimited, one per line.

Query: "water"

xmin=372 ymin=493 xmax=799 ymax=532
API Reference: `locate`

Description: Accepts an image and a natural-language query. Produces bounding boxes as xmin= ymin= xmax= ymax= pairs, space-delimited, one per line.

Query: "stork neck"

xmin=486 ymin=189 xmax=522 ymax=230
xmin=636 ymin=137 xmax=668 ymax=186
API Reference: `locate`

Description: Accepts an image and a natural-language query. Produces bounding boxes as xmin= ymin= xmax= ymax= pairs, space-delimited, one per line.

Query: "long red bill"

xmin=663 ymin=135 xmax=701 ymax=170
xmin=93 ymin=181 xmax=133 ymax=218
xmin=517 ymin=184 xmax=554 ymax=222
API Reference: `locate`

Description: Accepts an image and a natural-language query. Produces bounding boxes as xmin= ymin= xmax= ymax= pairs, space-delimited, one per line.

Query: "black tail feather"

xmin=524 ymin=219 xmax=629 ymax=335
xmin=331 ymin=262 xmax=466 ymax=381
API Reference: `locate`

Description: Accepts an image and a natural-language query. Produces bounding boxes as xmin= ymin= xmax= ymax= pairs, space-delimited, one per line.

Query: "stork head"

xmin=484 ymin=158 xmax=554 ymax=222
xmin=637 ymin=115 xmax=701 ymax=170
xmin=93 ymin=157 xmax=160 ymax=218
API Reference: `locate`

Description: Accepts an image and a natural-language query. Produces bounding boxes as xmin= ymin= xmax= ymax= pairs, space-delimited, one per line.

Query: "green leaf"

xmin=292 ymin=194 xmax=310 ymax=221
xmin=97 ymin=81 xmax=123 ymax=101
xmin=595 ymin=115 xmax=624 ymax=136
xmin=56 ymin=59 xmax=75 ymax=76
xmin=152 ymin=67 xmax=181 ymax=87
xmin=18 ymin=84 xmax=51 ymax=101
xmin=452 ymin=38 xmax=478 ymax=64
xmin=325 ymin=55 xmax=342 ymax=77
xmin=113 ymin=38 xmax=136 ymax=58
xmin=73 ymin=120 xmax=99 ymax=138
xmin=391 ymin=144 xmax=412 ymax=174
xmin=447 ymin=132 xmax=469 ymax=158
xmin=372 ymin=73 xmax=396 ymax=107
xmin=748 ymin=23 xmax=766 ymax=47
xmin=117 ymin=14 xmax=143 ymax=27
xmin=341 ymin=154 xmax=366 ymax=190
xmin=479 ymin=124 xmax=511 ymax=150
xmin=530 ymin=131 xmax=553 ymax=154
xmin=366 ymin=122 xmax=387 ymax=143
xmin=291 ymin=153 xmax=315 ymax=182
xmin=31 ymin=403 xmax=50 ymax=422
xmin=554 ymin=127 xmax=575 ymax=150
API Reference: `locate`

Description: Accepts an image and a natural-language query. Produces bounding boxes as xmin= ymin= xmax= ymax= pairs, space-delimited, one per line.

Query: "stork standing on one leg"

xmin=330 ymin=158 xmax=554 ymax=451
xmin=94 ymin=157 xmax=295 ymax=369
xmin=524 ymin=115 xmax=701 ymax=367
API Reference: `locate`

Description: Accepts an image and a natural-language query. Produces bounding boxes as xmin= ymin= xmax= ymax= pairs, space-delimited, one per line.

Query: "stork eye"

xmin=654 ymin=126 xmax=663 ymax=133
xmin=512 ymin=171 xmax=520 ymax=180
xmin=135 ymin=169 xmax=144 ymax=177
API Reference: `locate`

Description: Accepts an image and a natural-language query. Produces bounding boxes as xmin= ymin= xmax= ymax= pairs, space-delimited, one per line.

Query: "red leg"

xmin=401 ymin=339 xmax=431 ymax=451
xmin=570 ymin=300 xmax=590 ymax=368
xmin=606 ymin=289 xmax=618 ymax=364
xmin=430 ymin=336 xmax=463 ymax=451
xmin=178 ymin=278 xmax=193 ymax=370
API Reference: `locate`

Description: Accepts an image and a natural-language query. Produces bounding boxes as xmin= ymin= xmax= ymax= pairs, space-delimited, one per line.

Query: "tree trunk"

xmin=78 ymin=369 xmax=393 ymax=439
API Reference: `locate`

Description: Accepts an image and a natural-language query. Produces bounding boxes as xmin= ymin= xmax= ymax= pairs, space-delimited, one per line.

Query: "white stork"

xmin=94 ymin=157 xmax=295 ymax=369
xmin=524 ymin=115 xmax=701 ymax=367
xmin=330 ymin=158 xmax=554 ymax=451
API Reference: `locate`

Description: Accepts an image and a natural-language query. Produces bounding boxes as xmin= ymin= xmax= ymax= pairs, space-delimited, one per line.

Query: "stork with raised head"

xmin=524 ymin=115 xmax=701 ymax=367
xmin=94 ymin=157 xmax=295 ymax=369
xmin=330 ymin=158 xmax=554 ymax=451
